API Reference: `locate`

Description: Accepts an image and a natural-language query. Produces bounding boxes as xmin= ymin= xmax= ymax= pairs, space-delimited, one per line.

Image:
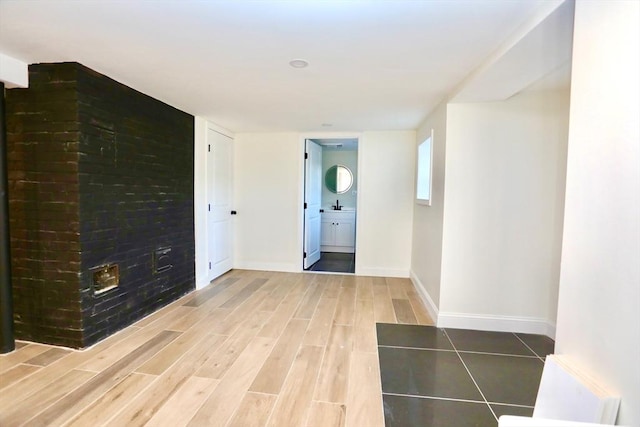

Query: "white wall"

xmin=322 ymin=149 xmax=358 ymax=209
xmin=232 ymin=131 xmax=415 ymax=277
xmin=438 ymin=89 xmax=569 ymax=335
xmin=0 ymin=52 xmax=28 ymax=88
xmin=555 ymin=1 xmax=640 ymax=424
xmin=411 ymin=101 xmax=448 ymax=317
xmin=233 ymin=132 xmax=302 ymax=272
xmin=356 ymin=131 xmax=415 ymax=277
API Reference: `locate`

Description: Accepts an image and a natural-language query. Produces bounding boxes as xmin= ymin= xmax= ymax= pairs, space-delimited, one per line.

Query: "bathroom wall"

xmin=321 ymin=149 xmax=357 ymax=209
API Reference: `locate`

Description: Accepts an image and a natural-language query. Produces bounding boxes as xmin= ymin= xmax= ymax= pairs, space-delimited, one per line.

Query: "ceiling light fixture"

xmin=289 ymin=59 xmax=309 ymax=68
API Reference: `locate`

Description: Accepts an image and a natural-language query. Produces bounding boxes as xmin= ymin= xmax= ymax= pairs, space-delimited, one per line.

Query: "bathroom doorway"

xmin=303 ymin=137 xmax=358 ymax=273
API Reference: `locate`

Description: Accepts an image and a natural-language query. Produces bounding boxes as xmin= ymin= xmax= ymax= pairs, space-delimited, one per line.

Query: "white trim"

xmin=407 ymin=269 xmax=556 ymax=339
xmin=356 ymin=267 xmax=409 ymax=278
xmin=320 ymin=246 xmax=354 ymax=253
xmin=193 ymin=117 xmax=208 ymax=290
xmin=205 ymin=121 xmax=234 ymax=139
xmin=437 ymin=311 xmax=556 ymax=339
xmin=299 ymin=132 xmax=362 ymax=272
xmin=234 ymin=261 xmax=300 ymax=273
xmin=415 ymin=129 xmax=434 ymax=206
xmin=409 ymin=269 xmax=439 ymax=322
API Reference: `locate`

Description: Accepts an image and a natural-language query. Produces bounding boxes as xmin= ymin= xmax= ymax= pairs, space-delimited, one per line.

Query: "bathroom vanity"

xmin=321 ymin=210 xmax=356 ymax=253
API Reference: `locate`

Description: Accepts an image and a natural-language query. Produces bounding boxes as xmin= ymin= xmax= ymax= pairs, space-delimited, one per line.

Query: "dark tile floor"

xmin=377 ymin=324 xmax=555 ymax=427
xmin=306 ymin=252 xmax=355 ymax=273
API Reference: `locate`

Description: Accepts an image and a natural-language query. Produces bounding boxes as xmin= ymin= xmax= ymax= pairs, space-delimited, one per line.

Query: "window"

xmin=416 ymin=130 xmax=433 ymax=206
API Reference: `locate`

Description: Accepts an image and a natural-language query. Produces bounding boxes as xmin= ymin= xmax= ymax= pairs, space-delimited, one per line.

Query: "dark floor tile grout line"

xmin=376 ymin=324 xmax=550 ymax=425
xmin=487 ymin=401 xmax=535 ymax=409
xmin=443 ymin=329 xmax=501 ymax=423
xmin=456 ymin=349 xmax=541 ymax=359
xmin=512 ymin=333 xmax=547 ymax=362
xmin=377 ymin=345 xmax=457 ymax=353
xmin=382 ymin=392 xmax=486 ymax=405
xmin=377 ymin=344 xmax=541 ymax=359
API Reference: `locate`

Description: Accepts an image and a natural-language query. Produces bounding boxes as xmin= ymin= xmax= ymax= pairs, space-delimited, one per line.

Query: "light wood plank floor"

xmin=0 ymin=270 xmax=434 ymax=427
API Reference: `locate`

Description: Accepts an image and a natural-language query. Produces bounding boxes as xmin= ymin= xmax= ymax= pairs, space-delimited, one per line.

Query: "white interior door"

xmin=304 ymin=140 xmax=322 ymax=269
xmin=207 ymin=129 xmax=233 ymax=280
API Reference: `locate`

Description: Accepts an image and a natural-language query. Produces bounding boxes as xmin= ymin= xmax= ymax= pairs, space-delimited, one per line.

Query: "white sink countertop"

xmin=323 ymin=207 xmax=356 ymax=212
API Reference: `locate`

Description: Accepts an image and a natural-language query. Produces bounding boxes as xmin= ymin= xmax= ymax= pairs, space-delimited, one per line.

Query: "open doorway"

xmin=303 ymin=138 xmax=358 ymax=273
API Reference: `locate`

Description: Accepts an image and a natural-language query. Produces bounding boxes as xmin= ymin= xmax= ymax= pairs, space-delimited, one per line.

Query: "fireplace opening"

xmin=92 ymin=264 xmax=119 ymax=295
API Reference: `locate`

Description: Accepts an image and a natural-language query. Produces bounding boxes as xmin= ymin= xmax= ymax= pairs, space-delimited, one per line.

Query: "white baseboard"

xmin=407 ymin=271 xmax=555 ymax=339
xmin=233 ymin=261 xmax=300 ymax=273
xmin=438 ymin=312 xmax=556 ymax=338
xmin=320 ymin=245 xmax=354 ymax=253
xmin=355 ymin=266 xmax=409 ymax=278
xmin=409 ymin=270 xmax=439 ymax=322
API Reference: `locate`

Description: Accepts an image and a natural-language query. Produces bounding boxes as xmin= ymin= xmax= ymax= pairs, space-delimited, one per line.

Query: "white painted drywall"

xmin=356 ymin=131 xmax=415 ymax=277
xmin=438 ymin=89 xmax=569 ymax=335
xmin=232 ymin=131 xmax=415 ymax=277
xmin=0 ymin=52 xmax=28 ymax=88
xmin=555 ymin=1 xmax=640 ymax=425
xmin=411 ymin=101 xmax=448 ymax=315
xmin=233 ymin=132 xmax=302 ymax=272
xmin=322 ymin=149 xmax=358 ymax=209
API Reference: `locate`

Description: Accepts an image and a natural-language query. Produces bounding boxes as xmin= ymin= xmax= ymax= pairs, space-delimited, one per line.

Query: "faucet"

xmin=333 ymin=199 xmax=342 ymax=210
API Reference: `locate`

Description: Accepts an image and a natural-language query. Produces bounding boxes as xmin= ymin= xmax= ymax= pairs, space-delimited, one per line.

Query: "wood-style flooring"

xmin=0 ymin=270 xmax=434 ymax=427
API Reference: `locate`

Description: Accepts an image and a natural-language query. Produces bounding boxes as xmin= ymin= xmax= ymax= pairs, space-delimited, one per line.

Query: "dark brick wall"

xmin=6 ymin=63 xmax=83 ymax=347
xmin=76 ymin=64 xmax=195 ymax=346
xmin=6 ymin=62 xmax=195 ymax=348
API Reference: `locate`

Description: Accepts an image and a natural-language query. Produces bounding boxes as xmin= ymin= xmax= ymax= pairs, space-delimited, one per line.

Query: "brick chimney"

xmin=5 ymin=63 xmax=195 ymax=348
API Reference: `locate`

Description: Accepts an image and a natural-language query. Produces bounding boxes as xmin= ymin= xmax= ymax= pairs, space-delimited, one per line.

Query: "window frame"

xmin=416 ymin=129 xmax=434 ymax=206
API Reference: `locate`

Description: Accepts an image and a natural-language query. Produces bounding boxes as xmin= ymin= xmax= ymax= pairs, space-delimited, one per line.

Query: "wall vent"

xmin=154 ymin=247 xmax=173 ymax=274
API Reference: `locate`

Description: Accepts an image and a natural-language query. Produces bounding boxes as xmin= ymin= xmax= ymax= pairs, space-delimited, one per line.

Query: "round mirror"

xmin=325 ymin=165 xmax=353 ymax=194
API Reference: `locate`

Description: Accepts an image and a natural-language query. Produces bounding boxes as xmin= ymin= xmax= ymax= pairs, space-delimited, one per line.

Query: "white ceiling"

xmin=0 ymin=0 xmax=571 ymax=133
xmin=452 ymin=0 xmax=574 ymax=102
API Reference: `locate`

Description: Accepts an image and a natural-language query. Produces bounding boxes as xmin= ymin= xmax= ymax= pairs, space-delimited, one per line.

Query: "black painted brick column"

xmin=6 ymin=62 xmax=195 ymax=348
xmin=5 ymin=63 xmax=83 ymax=347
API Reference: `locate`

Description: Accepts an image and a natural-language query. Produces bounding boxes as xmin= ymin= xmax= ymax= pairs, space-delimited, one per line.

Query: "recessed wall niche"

xmin=92 ymin=264 xmax=119 ymax=295
xmin=6 ymin=62 xmax=195 ymax=348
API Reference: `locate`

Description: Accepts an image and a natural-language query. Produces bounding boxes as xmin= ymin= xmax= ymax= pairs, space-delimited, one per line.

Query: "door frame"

xmin=303 ymin=139 xmax=322 ymax=269
xmin=206 ymin=128 xmax=234 ymax=281
xmin=194 ymin=118 xmax=235 ymax=290
xmin=299 ymin=132 xmax=361 ymax=272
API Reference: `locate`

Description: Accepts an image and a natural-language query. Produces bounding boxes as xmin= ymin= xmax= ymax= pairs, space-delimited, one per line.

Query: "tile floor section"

xmin=377 ymin=324 xmax=555 ymax=427
xmin=306 ymin=252 xmax=355 ymax=273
